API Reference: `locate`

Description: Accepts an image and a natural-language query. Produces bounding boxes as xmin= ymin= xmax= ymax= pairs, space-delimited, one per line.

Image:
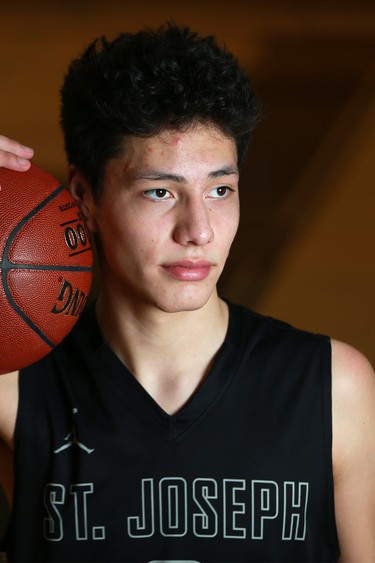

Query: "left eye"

xmin=209 ymin=186 xmax=231 ymax=198
xmin=144 ymin=189 xmax=172 ymax=200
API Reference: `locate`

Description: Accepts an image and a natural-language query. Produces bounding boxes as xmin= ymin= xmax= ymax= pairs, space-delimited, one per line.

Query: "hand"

xmin=0 ymin=134 xmax=34 ymax=171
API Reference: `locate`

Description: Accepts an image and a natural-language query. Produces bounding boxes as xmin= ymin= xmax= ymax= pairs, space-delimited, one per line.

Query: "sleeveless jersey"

xmin=4 ymin=301 xmax=339 ymax=562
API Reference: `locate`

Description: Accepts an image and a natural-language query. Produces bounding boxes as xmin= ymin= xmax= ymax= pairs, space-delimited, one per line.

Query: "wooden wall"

xmin=1 ymin=0 xmax=374 ymax=536
xmin=2 ymin=0 xmax=373 ymax=361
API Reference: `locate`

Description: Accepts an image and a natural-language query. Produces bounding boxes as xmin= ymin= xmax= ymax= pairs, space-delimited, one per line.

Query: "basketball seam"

xmin=1 ymin=269 xmax=55 ymax=349
xmin=1 ymin=183 xmax=92 ymax=349
xmin=3 ymin=184 xmax=66 ymax=258
xmin=0 ymin=263 xmax=92 ymax=271
xmin=0 ymin=183 xmax=92 ymax=271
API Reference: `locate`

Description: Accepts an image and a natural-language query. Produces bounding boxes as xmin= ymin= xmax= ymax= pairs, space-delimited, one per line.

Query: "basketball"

xmin=0 ymin=163 xmax=93 ymax=375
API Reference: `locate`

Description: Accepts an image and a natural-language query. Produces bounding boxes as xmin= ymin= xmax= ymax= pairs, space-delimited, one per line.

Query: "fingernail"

xmin=17 ymin=157 xmax=29 ymax=165
xmin=21 ymin=145 xmax=34 ymax=154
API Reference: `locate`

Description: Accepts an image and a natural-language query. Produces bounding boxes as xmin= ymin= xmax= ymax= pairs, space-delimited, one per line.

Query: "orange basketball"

xmin=0 ymin=163 xmax=93 ymax=375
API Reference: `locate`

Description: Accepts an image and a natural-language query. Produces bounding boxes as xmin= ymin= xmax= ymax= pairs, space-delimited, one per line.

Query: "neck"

xmin=95 ymin=290 xmax=229 ymax=415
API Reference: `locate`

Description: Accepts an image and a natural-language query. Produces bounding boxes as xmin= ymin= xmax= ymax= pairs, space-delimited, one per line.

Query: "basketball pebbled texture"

xmin=0 ymin=163 xmax=93 ymax=374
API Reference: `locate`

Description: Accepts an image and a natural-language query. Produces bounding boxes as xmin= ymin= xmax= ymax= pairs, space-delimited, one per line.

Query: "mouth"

xmin=161 ymin=260 xmax=213 ymax=281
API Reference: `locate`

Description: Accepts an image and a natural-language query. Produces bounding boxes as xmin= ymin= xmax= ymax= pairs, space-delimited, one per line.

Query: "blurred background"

xmin=1 ymin=0 xmax=374 ymax=538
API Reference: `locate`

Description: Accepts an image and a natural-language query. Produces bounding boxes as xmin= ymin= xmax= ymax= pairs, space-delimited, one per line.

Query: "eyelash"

xmin=143 ymin=189 xmax=171 ymax=200
xmin=143 ymin=186 xmax=234 ymax=201
xmin=208 ymin=186 xmax=233 ymax=199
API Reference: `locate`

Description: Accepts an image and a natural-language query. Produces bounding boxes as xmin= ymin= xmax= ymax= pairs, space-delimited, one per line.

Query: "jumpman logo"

xmin=54 ymin=408 xmax=95 ymax=455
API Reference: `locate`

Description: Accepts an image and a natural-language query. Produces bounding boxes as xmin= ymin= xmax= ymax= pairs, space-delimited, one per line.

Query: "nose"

xmin=173 ymin=197 xmax=214 ymax=246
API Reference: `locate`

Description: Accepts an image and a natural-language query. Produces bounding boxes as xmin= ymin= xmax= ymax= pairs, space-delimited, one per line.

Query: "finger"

xmin=0 ymin=135 xmax=34 ymax=171
xmin=0 ymin=134 xmax=34 ymax=158
xmin=0 ymin=151 xmax=33 ymax=172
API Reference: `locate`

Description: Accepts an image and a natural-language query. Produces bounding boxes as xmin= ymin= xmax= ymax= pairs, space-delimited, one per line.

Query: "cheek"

xmin=218 ymin=208 xmax=240 ymax=246
xmin=101 ymin=214 xmax=162 ymax=261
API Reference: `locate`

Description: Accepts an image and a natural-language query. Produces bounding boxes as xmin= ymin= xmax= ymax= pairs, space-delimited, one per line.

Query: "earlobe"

xmin=68 ymin=165 xmax=98 ymax=232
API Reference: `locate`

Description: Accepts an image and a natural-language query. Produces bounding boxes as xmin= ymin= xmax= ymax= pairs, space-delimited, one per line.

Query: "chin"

xmin=155 ymin=286 xmax=216 ymax=314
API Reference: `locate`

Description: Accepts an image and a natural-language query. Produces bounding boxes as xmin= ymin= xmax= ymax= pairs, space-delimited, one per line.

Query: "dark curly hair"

xmin=60 ymin=23 xmax=261 ymax=199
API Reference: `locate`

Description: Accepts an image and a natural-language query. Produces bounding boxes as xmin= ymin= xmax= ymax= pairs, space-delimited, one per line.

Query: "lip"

xmin=161 ymin=260 xmax=213 ymax=281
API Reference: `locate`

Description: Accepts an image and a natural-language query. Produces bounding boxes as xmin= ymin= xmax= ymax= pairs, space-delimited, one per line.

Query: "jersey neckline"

xmin=84 ymin=300 xmax=247 ymax=442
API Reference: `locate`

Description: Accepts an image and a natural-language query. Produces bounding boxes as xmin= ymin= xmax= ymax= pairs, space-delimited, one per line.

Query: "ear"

xmin=68 ymin=165 xmax=98 ymax=233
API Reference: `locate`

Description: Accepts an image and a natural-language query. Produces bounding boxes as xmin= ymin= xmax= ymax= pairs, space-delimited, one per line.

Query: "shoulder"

xmin=332 ymin=339 xmax=374 ymax=378
xmin=331 ymin=339 xmax=375 ymax=471
xmin=331 ymin=339 xmax=375 ymax=438
xmin=229 ymin=302 xmax=329 ymax=349
xmin=331 ymin=339 xmax=375 ymax=458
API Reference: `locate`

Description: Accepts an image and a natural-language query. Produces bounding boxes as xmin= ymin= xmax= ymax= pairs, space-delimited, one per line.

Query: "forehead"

xmin=121 ymin=124 xmax=238 ymax=168
xmin=102 ymin=125 xmax=239 ymax=193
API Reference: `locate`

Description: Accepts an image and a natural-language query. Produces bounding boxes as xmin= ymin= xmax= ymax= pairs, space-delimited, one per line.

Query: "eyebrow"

xmin=135 ymin=165 xmax=239 ymax=183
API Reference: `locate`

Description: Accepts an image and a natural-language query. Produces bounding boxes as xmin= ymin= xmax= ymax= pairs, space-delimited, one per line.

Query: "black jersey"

xmin=4 ymin=302 xmax=339 ymax=562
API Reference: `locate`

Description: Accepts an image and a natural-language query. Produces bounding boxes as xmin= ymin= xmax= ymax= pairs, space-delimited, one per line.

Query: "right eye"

xmin=143 ymin=189 xmax=173 ymax=200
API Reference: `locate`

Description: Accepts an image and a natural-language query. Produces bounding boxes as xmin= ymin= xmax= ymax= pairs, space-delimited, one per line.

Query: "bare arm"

xmin=0 ymin=134 xmax=33 ymax=171
xmin=332 ymin=340 xmax=375 ymax=561
xmin=0 ymin=372 xmax=18 ymax=448
xmin=0 ymin=372 xmax=18 ymax=520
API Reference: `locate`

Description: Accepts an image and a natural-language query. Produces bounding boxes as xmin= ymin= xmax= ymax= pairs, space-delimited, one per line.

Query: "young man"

xmin=0 ymin=24 xmax=374 ymax=562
